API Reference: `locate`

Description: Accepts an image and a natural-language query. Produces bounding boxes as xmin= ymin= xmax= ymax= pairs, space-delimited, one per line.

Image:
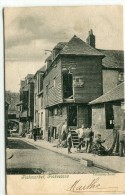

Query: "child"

xmin=67 ymin=131 xmax=72 ymax=154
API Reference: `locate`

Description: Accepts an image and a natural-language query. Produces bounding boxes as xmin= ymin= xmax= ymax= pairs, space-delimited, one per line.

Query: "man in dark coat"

xmin=33 ymin=126 xmax=37 ymax=141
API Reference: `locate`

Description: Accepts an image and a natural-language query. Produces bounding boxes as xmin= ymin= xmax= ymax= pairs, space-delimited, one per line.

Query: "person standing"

xmin=67 ymin=131 xmax=72 ymax=154
xmin=33 ymin=125 xmax=37 ymax=141
xmin=50 ymin=126 xmax=54 ymax=143
xmin=61 ymin=130 xmax=67 ymax=148
xmin=84 ymin=127 xmax=94 ymax=153
xmin=119 ymin=113 xmax=125 ymax=157
xmin=61 ymin=119 xmax=68 ymax=135
xmin=75 ymin=124 xmax=86 ymax=151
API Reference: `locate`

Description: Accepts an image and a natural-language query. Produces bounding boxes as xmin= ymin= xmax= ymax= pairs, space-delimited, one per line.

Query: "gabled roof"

xmin=60 ymin=35 xmax=104 ymax=57
xmin=98 ymin=49 xmax=124 ymax=69
xmin=53 ymin=42 xmax=67 ymax=50
xmin=89 ymin=82 xmax=124 ymax=105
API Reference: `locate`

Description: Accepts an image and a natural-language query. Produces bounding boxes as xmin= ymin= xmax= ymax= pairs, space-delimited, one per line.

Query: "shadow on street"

xmin=7 ymin=139 xmax=38 ymax=150
xmin=7 ymin=168 xmax=45 ymax=174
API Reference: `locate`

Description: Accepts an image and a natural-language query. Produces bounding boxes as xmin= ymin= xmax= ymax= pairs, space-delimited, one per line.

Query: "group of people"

xmin=32 ymin=125 xmax=43 ymax=141
xmin=56 ymin=121 xmax=107 ymax=155
xmin=32 ymin=121 xmax=125 ymax=157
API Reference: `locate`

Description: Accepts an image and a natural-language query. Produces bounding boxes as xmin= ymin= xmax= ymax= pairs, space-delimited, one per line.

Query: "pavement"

xmin=21 ymin=137 xmax=125 ymax=173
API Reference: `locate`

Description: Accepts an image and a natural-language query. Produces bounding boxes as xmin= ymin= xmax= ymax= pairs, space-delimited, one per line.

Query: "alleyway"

xmin=6 ymin=138 xmax=111 ymax=174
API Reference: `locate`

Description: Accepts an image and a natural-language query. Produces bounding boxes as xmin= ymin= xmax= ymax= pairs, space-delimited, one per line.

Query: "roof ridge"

xmin=60 ymin=35 xmax=104 ymax=56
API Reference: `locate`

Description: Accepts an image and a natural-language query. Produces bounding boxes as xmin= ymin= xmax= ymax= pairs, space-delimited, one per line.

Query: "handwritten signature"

xmin=66 ymin=177 xmax=118 ymax=193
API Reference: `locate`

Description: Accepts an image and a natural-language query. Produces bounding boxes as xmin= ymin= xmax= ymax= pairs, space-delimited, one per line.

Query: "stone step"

xmin=80 ymin=159 xmax=93 ymax=167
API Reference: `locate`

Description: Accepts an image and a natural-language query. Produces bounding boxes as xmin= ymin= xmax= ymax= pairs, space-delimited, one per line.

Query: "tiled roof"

xmin=53 ymin=42 xmax=67 ymax=50
xmin=98 ymin=49 xmax=124 ymax=69
xmin=60 ymin=35 xmax=104 ymax=57
xmin=89 ymin=82 xmax=124 ymax=105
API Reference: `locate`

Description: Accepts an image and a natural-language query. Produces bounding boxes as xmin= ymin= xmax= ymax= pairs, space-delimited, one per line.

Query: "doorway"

xmin=68 ymin=105 xmax=77 ymax=126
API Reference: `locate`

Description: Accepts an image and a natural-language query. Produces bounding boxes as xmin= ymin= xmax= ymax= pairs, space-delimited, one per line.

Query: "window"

xmin=46 ymin=85 xmax=49 ymax=105
xmin=49 ymin=108 xmax=54 ymax=116
xmin=38 ymin=73 xmax=44 ymax=93
xmin=58 ymin=107 xmax=62 ymax=116
xmin=118 ymin=72 xmax=124 ymax=84
xmin=63 ymin=73 xmax=73 ymax=99
xmin=46 ymin=85 xmax=48 ymax=95
xmin=41 ymin=95 xmax=43 ymax=108
xmin=105 ymin=103 xmax=114 ymax=129
xmin=54 ymin=108 xmax=58 ymax=115
xmin=53 ymin=78 xmax=56 ymax=87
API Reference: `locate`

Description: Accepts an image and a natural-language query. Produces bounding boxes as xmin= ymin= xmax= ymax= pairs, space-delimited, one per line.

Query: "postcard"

xmin=3 ymin=4 xmax=125 ymax=195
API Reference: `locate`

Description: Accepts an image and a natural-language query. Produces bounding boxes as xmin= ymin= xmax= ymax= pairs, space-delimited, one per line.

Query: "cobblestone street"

xmin=7 ymin=138 xmax=111 ymax=174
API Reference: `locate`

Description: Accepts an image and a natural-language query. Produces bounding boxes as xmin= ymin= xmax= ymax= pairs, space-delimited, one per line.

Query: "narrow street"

xmin=7 ymin=138 xmax=111 ymax=174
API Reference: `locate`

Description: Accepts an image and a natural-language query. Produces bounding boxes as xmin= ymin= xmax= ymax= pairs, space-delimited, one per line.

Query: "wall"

xmin=61 ymin=56 xmax=103 ymax=103
xmin=91 ymin=104 xmax=114 ymax=148
xmin=103 ymin=69 xmax=118 ymax=93
xmin=91 ymin=103 xmax=123 ymax=149
xmin=77 ymin=105 xmax=90 ymax=128
xmin=34 ymin=75 xmax=39 ymax=126
xmin=48 ymin=106 xmax=67 ymax=127
xmin=28 ymin=82 xmax=34 ymax=118
xmin=47 ymin=104 xmax=90 ymax=129
xmin=43 ymin=58 xmax=63 ymax=107
xmin=113 ymin=102 xmax=123 ymax=129
xmin=38 ymin=109 xmax=46 ymax=138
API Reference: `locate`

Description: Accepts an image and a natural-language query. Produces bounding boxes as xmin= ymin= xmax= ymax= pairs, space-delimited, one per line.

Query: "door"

xmin=68 ymin=105 xmax=77 ymax=126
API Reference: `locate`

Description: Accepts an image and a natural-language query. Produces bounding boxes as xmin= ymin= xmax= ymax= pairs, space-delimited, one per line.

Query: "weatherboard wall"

xmin=61 ymin=55 xmax=103 ymax=103
xmin=43 ymin=58 xmax=63 ymax=108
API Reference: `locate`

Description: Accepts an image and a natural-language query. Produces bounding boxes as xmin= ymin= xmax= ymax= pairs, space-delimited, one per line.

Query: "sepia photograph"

xmin=4 ymin=4 xmax=125 ymax=194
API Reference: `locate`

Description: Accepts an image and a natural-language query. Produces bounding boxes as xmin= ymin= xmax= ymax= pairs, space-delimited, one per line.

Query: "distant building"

xmin=17 ymin=74 xmax=34 ymax=134
xmin=34 ymin=66 xmax=46 ymax=137
xmin=5 ymin=91 xmax=20 ymax=119
xmin=99 ymin=49 xmax=124 ymax=93
xmin=5 ymin=91 xmax=20 ymax=130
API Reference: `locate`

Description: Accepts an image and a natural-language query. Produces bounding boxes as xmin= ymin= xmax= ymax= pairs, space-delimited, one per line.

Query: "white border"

xmin=0 ymin=1 xmax=124 ymax=195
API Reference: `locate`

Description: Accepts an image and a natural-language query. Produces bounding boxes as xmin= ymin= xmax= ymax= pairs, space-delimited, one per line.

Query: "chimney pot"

xmin=86 ymin=29 xmax=95 ymax=48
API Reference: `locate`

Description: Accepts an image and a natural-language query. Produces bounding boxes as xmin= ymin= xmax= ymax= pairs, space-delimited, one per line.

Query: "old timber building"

xmin=43 ymin=32 xmax=105 ymax=139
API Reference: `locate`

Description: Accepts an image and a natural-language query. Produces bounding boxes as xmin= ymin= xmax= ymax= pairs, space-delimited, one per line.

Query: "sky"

xmin=4 ymin=5 xmax=123 ymax=92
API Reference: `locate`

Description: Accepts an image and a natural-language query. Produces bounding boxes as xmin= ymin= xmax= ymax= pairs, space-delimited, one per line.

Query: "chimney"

xmin=86 ymin=29 xmax=95 ymax=48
